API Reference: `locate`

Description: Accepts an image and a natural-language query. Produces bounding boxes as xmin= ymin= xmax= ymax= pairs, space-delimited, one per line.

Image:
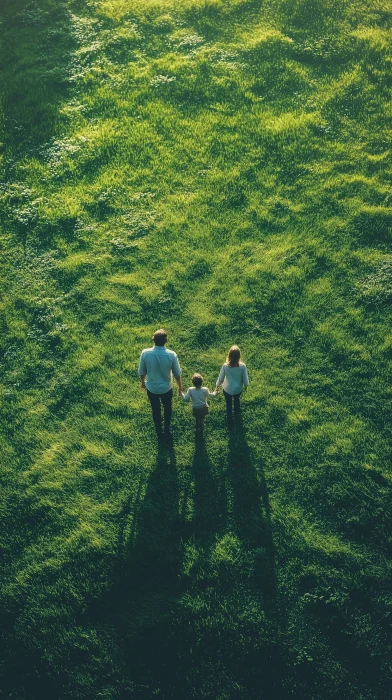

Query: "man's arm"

xmin=174 ymin=374 xmax=183 ymax=396
xmin=172 ymin=353 xmax=182 ymax=395
xmin=138 ymin=352 xmax=147 ymax=391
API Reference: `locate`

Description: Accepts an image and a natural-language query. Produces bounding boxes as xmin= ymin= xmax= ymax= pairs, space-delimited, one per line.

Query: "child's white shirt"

xmin=182 ymin=387 xmax=216 ymax=408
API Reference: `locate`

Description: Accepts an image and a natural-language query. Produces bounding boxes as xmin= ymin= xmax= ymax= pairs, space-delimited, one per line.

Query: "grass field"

xmin=1 ymin=0 xmax=392 ymax=697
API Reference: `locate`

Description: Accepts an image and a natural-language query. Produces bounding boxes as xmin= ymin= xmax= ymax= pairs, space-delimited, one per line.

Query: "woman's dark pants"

xmin=223 ymin=389 xmax=242 ymax=421
xmin=147 ymin=389 xmax=173 ymax=434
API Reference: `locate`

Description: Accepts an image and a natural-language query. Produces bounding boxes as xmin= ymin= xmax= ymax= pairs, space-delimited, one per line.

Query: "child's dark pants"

xmin=193 ymin=405 xmax=208 ymax=438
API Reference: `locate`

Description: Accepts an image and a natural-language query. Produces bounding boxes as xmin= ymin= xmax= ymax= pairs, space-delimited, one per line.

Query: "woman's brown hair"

xmin=226 ymin=345 xmax=241 ymax=367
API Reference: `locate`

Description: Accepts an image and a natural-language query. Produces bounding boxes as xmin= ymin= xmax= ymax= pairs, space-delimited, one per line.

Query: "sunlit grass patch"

xmin=1 ymin=0 xmax=392 ymax=697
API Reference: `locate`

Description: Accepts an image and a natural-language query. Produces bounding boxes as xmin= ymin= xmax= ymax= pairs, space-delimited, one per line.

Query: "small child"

xmin=181 ymin=373 xmax=218 ymax=438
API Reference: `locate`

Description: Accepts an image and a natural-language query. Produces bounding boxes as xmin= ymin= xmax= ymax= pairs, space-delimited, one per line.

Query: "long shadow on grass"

xmin=167 ymin=430 xmax=280 ymax=699
xmin=228 ymin=414 xmax=276 ymax=603
xmin=109 ymin=444 xmax=182 ymax=694
xmin=157 ymin=440 xmax=231 ymax=698
xmin=191 ymin=439 xmax=228 ymax=545
xmin=110 ymin=440 xmax=229 ymax=698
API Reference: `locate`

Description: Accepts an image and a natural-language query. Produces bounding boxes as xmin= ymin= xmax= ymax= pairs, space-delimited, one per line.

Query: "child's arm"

xmin=181 ymin=388 xmax=191 ymax=401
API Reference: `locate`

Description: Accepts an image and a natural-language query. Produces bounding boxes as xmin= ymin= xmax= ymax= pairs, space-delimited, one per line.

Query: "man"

xmin=138 ymin=328 xmax=182 ymax=438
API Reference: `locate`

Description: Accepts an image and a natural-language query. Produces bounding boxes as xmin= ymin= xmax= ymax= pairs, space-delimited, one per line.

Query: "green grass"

xmin=0 ymin=0 xmax=391 ymax=697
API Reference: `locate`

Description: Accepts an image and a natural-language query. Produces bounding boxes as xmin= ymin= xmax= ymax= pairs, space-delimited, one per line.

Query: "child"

xmin=215 ymin=345 xmax=249 ymax=423
xmin=181 ymin=373 xmax=218 ymax=438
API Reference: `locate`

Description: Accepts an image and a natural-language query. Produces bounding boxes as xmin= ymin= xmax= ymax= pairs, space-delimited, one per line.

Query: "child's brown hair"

xmin=192 ymin=373 xmax=203 ymax=387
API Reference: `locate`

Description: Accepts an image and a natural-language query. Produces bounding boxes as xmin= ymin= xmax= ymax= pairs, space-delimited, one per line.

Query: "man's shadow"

xmin=108 ymin=444 xmax=182 ymax=693
xmin=228 ymin=415 xmax=276 ymax=603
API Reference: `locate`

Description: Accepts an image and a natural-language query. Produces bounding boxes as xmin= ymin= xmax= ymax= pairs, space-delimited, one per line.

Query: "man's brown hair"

xmin=192 ymin=373 xmax=203 ymax=387
xmin=153 ymin=328 xmax=167 ymax=346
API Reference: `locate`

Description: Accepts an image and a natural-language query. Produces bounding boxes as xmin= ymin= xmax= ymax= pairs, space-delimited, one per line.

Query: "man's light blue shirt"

xmin=138 ymin=346 xmax=182 ymax=394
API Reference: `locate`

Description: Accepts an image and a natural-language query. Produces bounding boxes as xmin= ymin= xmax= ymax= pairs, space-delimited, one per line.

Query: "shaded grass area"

xmin=0 ymin=0 xmax=392 ymax=697
xmin=92 ymin=424 xmax=277 ymax=699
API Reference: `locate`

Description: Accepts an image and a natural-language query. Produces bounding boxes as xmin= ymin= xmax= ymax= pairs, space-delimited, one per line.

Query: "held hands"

xmin=140 ymin=379 xmax=146 ymax=391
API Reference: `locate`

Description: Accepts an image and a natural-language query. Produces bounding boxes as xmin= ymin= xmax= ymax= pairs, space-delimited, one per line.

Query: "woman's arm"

xmin=216 ymin=365 xmax=225 ymax=388
xmin=242 ymin=364 xmax=249 ymax=388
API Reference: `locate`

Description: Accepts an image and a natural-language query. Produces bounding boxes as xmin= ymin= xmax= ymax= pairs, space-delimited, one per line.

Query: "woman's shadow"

xmin=228 ymin=415 xmax=276 ymax=603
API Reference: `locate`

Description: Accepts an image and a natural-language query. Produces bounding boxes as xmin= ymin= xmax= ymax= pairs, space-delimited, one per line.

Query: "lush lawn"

xmin=1 ymin=0 xmax=391 ymax=697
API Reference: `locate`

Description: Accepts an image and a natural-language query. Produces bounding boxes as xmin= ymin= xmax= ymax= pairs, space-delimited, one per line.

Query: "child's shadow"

xmin=191 ymin=440 xmax=227 ymax=546
xmin=228 ymin=415 xmax=276 ymax=602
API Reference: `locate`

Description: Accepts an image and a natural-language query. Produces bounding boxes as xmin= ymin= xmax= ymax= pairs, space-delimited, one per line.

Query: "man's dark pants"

xmin=147 ymin=389 xmax=173 ymax=434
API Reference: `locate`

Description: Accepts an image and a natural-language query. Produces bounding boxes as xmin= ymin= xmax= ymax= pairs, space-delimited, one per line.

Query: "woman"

xmin=216 ymin=345 xmax=249 ymax=422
